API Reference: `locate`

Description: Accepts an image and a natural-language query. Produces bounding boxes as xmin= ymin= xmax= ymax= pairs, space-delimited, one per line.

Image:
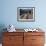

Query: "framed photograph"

xmin=17 ymin=7 xmax=35 ymax=22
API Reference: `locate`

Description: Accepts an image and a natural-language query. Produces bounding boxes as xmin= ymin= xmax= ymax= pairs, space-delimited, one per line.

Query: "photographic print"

xmin=17 ymin=7 xmax=35 ymax=22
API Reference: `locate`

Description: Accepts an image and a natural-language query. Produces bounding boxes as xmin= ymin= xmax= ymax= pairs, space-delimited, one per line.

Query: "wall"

xmin=0 ymin=0 xmax=46 ymax=30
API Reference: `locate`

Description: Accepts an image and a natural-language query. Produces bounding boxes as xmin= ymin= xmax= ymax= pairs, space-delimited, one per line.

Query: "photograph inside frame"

xmin=17 ymin=7 xmax=35 ymax=22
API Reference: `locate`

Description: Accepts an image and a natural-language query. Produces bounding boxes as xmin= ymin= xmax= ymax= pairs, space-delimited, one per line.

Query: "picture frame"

xmin=17 ymin=7 xmax=35 ymax=22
